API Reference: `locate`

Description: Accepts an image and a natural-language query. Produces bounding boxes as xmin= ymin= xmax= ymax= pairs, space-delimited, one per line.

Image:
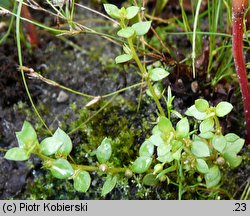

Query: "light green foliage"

xmin=4 ymin=147 xmax=30 ymax=161
xmin=205 ymin=166 xmax=221 ymax=188
xmin=103 ymin=4 xmax=120 ymax=19
xmin=125 ymin=6 xmax=140 ymax=20
xmin=40 ymin=137 xmax=63 ymax=156
xmin=16 ymin=121 xmax=38 ymax=150
xmin=149 ymin=68 xmax=169 ymax=81
xmin=215 ymin=102 xmax=233 ymax=117
xmin=101 ymin=175 xmax=118 ymax=197
xmin=49 ymin=158 xmax=74 ymax=179
xmin=191 ymin=141 xmax=210 ymax=158
xmin=115 ymin=54 xmax=132 ymax=64
xmin=131 ymin=21 xmax=152 ymax=36
xmin=96 ymin=137 xmax=112 ymax=164
xmin=117 ymin=27 xmax=135 ymax=38
xmin=73 ymin=171 xmax=91 ymax=193
xmin=131 ymin=156 xmax=152 ymax=174
xmin=53 ymin=128 xmax=72 ymax=157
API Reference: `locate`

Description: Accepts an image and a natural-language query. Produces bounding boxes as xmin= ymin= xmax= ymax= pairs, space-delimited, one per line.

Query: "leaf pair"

xmin=5 ymin=121 xmax=38 ymax=161
xmin=40 ymin=128 xmax=72 ymax=157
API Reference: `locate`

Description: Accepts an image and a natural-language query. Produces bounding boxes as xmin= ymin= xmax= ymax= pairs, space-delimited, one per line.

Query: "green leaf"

xmin=131 ymin=156 xmax=152 ymax=174
xmin=191 ymin=141 xmax=210 ymax=157
xmin=142 ymin=174 xmax=159 ymax=186
xmin=115 ymin=54 xmax=132 ymax=64
xmin=172 ymin=148 xmax=182 ymax=161
xmin=205 ymin=166 xmax=221 ymax=188
xmin=16 ymin=121 xmax=38 ymax=150
xmin=158 ymin=116 xmax=173 ymax=134
xmin=195 ymin=99 xmax=209 ymax=112
xmin=50 ymin=158 xmax=74 ymax=179
xmin=96 ymin=137 xmax=112 ymax=164
xmin=157 ymin=143 xmax=171 ymax=157
xmin=4 ymin=147 xmax=30 ymax=161
xmin=215 ymin=102 xmax=233 ymax=117
xmin=196 ymin=159 xmax=209 ymax=174
xmin=132 ymin=21 xmax=152 ymax=36
xmin=101 ymin=175 xmax=117 ymax=197
xmin=223 ymin=138 xmax=244 ymax=155
xmin=157 ymin=144 xmax=173 ymax=163
xmin=117 ymin=27 xmax=135 ymax=38
xmin=40 ymin=137 xmax=63 ymax=156
xmin=199 ymin=118 xmax=214 ymax=133
xmin=147 ymin=134 xmax=165 ymax=146
xmin=223 ymin=153 xmax=242 ymax=168
xmin=125 ymin=6 xmax=139 ymax=19
xmin=212 ymin=135 xmax=226 ymax=153
xmin=225 ymin=133 xmax=240 ymax=142
xmin=139 ymin=140 xmax=154 ymax=157
xmin=199 ymin=131 xmax=214 ymax=139
xmin=176 ymin=117 xmax=189 ymax=138
xmin=185 ymin=105 xmax=207 ymax=120
xmin=53 ymin=128 xmax=72 ymax=157
xmin=103 ymin=4 xmax=120 ymax=19
xmin=73 ymin=171 xmax=91 ymax=193
xmin=146 ymin=82 xmax=163 ymax=99
xmin=149 ymin=68 xmax=169 ymax=81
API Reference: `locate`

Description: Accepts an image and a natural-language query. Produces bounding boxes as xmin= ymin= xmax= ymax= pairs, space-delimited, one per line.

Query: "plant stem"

xmin=177 ymin=160 xmax=184 ymax=200
xmin=232 ymin=0 xmax=250 ymax=143
xmin=127 ymin=38 xmax=166 ymax=116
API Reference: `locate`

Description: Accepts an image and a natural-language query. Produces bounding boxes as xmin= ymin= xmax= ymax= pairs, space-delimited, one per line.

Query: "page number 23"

xmin=233 ymin=203 xmax=247 ymax=212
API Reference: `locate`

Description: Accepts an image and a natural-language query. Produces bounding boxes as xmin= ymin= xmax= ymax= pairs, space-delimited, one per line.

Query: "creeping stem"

xmin=232 ymin=0 xmax=250 ymax=143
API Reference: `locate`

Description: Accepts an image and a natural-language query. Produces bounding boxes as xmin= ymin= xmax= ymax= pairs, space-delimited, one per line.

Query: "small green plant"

xmin=1 ymin=2 xmax=247 ymax=200
xmin=4 ymin=96 xmax=244 ymax=198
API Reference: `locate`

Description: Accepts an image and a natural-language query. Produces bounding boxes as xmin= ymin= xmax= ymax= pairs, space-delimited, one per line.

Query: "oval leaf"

xmin=4 ymin=147 xmax=30 ymax=161
xmin=103 ymin=4 xmax=120 ymax=19
xmin=40 ymin=137 xmax=63 ymax=156
xmin=101 ymin=175 xmax=117 ymax=197
xmin=147 ymin=134 xmax=165 ymax=147
xmin=16 ymin=121 xmax=38 ymax=150
xmin=195 ymin=99 xmax=209 ymax=112
xmin=53 ymin=128 xmax=72 ymax=157
xmin=50 ymin=158 xmax=74 ymax=179
xmin=212 ymin=135 xmax=226 ymax=153
xmin=142 ymin=174 xmax=159 ymax=186
xmin=117 ymin=27 xmax=135 ymax=38
xmin=199 ymin=118 xmax=214 ymax=133
xmin=223 ymin=138 xmax=245 ymax=155
xmin=149 ymin=68 xmax=169 ymax=81
xmin=139 ymin=140 xmax=154 ymax=157
xmin=96 ymin=137 xmax=112 ymax=164
xmin=132 ymin=21 xmax=152 ymax=36
xmin=158 ymin=116 xmax=173 ymax=134
xmin=223 ymin=153 xmax=242 ymax=168
xmin=191 ymin=141 xmax=210 ymax=157
xmin=125 ymin=6 xmax=139 ymax=19
xmin=196 ymin=159 xmax=209 ymax=174
xmin=185 ymin=105 xmax=207 ymax=120
xmin=115 ymin=54 xmax=132 ymax=64
xmin=215 ymin=102 xmax=233 ymax=117
xmin=131 ymin=156 xmax=152 ymax=174
xmin=176 ymin=117 xmax=190 ymax=138
xmin=73 ymin=171 xmax=91 ymax=193
xmin=205 ymin=166 xmax=221 ymax=188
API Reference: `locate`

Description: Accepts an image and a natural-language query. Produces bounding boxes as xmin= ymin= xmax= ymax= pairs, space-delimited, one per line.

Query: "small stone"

xmin=56 ymin=91 xmax=69 ymax=103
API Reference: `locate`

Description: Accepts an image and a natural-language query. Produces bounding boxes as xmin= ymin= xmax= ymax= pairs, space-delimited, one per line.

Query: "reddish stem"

xmin=21 ymin=5 xmax=39 ymax=47
xmin=232 ymin=0 xmax=250 ymax=143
